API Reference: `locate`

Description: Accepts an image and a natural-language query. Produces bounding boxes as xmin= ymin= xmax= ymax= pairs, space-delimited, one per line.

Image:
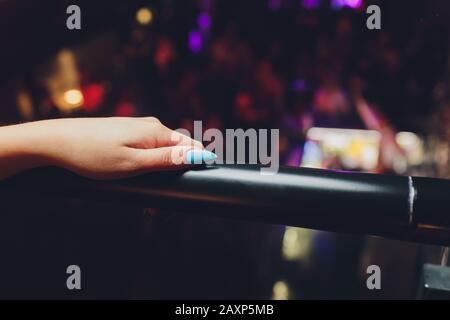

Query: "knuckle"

xmin=147 ymin=116 xmax=161 ymax=124
xmin=172 ymin=131 xmax=186 ymax=145
xmin=167 ymin=147 xmax=186 ymax=166
xmin=162 ymin=150 xmax=175 ymax=166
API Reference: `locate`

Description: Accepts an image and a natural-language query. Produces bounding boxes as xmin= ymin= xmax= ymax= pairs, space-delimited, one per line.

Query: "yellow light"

xmin=63 ymin=89 xmax=84 ymax=107
xmin=282 ymin=227 xmax=316 ymax=262
xmin=136 ymin=8 xmax=153 ymax=25
xmin=396 ymin=131 xmax=420 ymax=149
xmin=272 ymin=281 xmax=290 ymax=300
xmin=396 ymin=131 xmax=424 ymax=166
xmin=16 ymin=90 xmax=34 ymax=120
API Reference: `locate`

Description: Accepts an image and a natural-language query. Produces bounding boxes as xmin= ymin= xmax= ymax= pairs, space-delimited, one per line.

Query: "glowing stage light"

xmin=82 ymin=83 xmax=105 ymax=112
xmin=292 ymin=78 xmax=306 ymax=91
xmin=189 ymin=30 xmax=203 ymax=53
xmin=331 ymin=0 xmax=363 ymax=10
xmin=301 ymin=0 xmax=320 ymax=9
xmin=16 ymin=90 xmax=34 ymax=120
xmin=63 ymin=89 xmax=84 ymax=107
xmin=136 ymin=7 xmax=153 ymax=25
xmin=396 ymin=131 xmax=424 ymax=166
xmin=198 ymin=12 xmax=211 ymax=31
xmin=396 ymin=131 xmax=420 ymax=149
xmin=345 ymin=0 xmax=363 ymax=8
xmin=282 ymin=227 xmax=317 ymax=262
xmin=272 ymin=281 xmax=290 ymax=300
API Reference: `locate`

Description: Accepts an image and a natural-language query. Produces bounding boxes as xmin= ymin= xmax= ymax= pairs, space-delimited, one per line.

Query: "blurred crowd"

xmin=108 ymin=1 xmax=449 ymax=175
xmin=3 ymin=0 xmax=450 ymax=175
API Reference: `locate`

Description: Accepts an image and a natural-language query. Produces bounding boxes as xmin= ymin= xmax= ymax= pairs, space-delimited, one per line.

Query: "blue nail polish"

xmin=186 ymin=150 xmax=217 ymax=164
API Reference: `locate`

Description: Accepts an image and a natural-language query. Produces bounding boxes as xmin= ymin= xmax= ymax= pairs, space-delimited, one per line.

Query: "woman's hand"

xmin=0 ymin=117 xmax=212 ymax=180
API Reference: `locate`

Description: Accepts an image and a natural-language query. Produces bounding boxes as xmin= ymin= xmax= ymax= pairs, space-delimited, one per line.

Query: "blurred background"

xmin=0 ymin=0 xmax=449 ymax=299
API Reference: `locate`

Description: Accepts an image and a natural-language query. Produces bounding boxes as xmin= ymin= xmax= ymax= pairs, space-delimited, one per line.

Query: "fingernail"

xmin=186 ymin=150 xmax=217 ymax=164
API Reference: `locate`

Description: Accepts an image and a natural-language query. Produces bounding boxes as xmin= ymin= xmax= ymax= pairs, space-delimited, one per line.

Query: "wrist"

xmin=0 ymin=121 xmax=57 ymax=169
xmin=25 ymin=120 xmax=75 ymax=168
xmin=0 ymin=122 xmax=45 ymax=179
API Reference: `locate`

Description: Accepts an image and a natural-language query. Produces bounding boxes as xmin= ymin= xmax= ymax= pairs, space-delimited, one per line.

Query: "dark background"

xmin=0 ymin=0 xmax=449 ymax=299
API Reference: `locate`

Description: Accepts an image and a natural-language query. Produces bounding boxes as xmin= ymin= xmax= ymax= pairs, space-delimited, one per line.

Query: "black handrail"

xmin=1 ymin=165 xmax=450 ymax=245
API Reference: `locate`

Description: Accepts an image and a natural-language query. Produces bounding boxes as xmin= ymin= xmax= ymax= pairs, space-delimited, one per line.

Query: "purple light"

xmin=292 ymin=79 xmax=306 ymax=91
xmin=197 ymin=12 xmax=211 ymax=31
xmin=331 ymin=0 xmax=362 ymax=9
xmin=189 ymin=30 xmax=203 ymax=53
xmin=268 ymin=0 xmax=282 ymax=11
xmin=330 ymin=0 xmax=342 ymax=10
xmin=301 ymin=0 xmax=320 ymax=9
xmin=346 ymin=0 xmax=363 ymax=8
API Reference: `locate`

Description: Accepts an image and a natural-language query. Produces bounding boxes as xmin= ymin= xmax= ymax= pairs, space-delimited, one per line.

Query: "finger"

xmin=141 ymin=116 xmax=161 ymax=124
xmin=155 ymin=124 xmax=204 ymax=149
xmin=132 ymin=146 xmax=201 ymax=172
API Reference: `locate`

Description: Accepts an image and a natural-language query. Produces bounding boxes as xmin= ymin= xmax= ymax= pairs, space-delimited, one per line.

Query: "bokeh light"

xmin=136 ymin=7 xmax=153 ymax=25
xmin=189 ymin=30 xmax=203 ymax=53
xmin=63 ymin=89 xmax=84 ymax=107
xmin=198 ymin=12 xmax=211 ymax=31
xmin=331 ymin=0 xmax=363 ymax=10
xmin=301 ymin=0 xmax=320 ymax=9
xmin=272 ymin=281 xmax=291 ymax=300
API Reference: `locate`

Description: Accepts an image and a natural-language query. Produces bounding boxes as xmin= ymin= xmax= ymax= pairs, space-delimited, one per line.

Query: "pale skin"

xmin=0 ymin=117 xmax=204 ymax=180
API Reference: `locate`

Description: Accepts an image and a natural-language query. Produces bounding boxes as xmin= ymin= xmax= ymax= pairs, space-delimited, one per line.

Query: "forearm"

xmin=0 ymin=121 xmax=53 ymax=179
xmin=0 ymin=117 xmax=207 ymax=181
